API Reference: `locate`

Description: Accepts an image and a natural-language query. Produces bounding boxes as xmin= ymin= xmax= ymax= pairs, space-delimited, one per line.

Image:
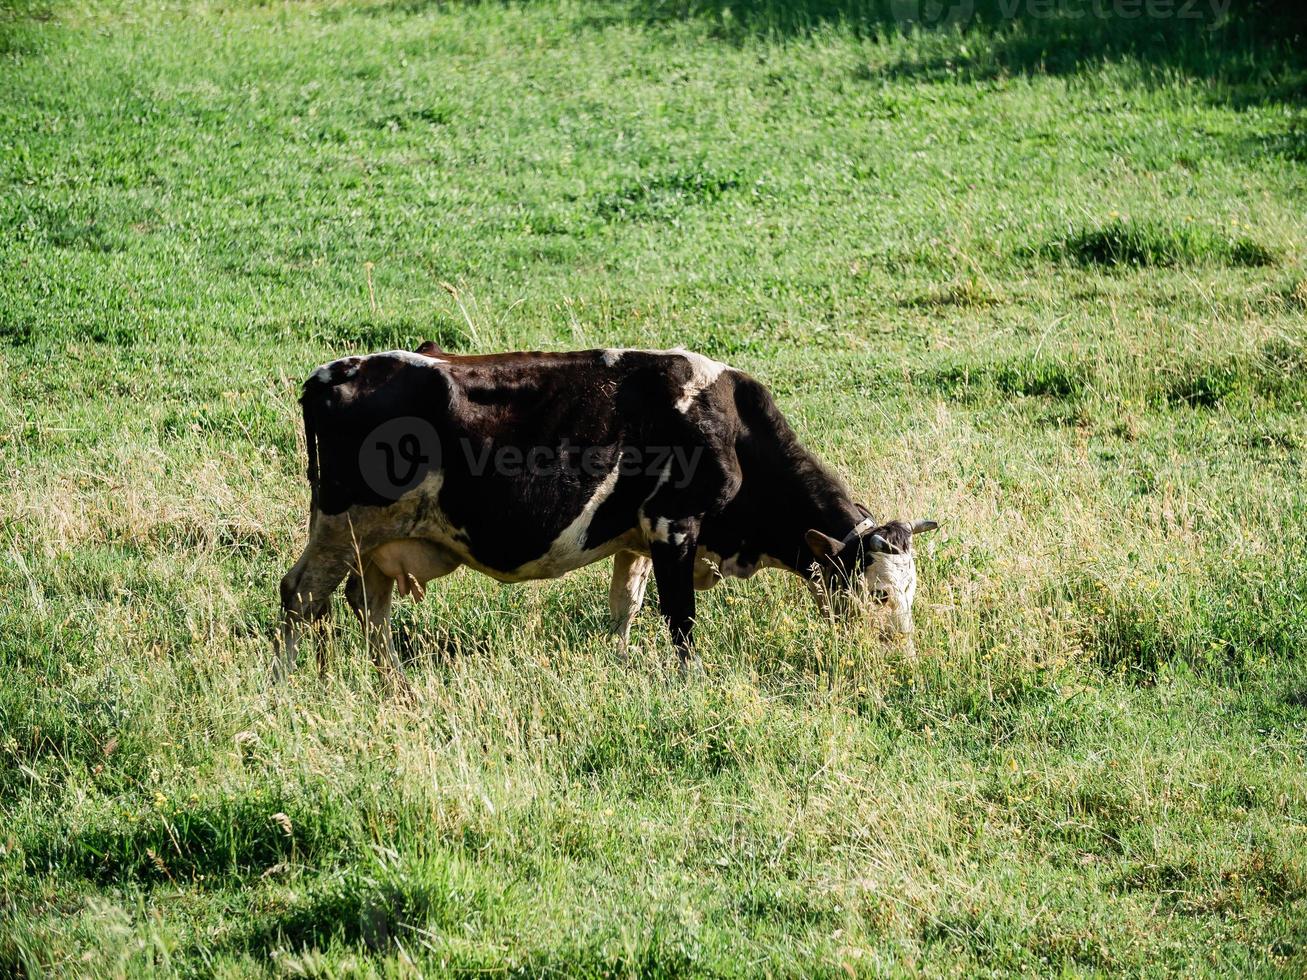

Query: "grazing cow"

xmin=277 ymin=345 xmax=936 ymax=685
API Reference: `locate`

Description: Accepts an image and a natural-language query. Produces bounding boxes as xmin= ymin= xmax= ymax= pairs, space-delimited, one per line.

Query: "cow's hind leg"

xmin=609 ymin=550 xmax=652 ymax=654
xmin=350 ymin=539 xmax=461 ymax=693
xmin=344 ymin=560 xmax=408 ymax=694
xmin=276 ymin=532 xmax=354 ymax=684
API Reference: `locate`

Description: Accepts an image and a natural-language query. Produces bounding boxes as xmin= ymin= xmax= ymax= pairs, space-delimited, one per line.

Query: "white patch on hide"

xmin=310 ymin=349 xmax=440 ymax=388
xmin=673 ymin=349 xmax=728 ymax=413
xmin=310 ymin=357 xmax=358 ymax=384
xmin=375 ymin=349 xmax=445 ymax=367
xmin=504 ymin=462 xmax=626 ymax=580
xmin=597 ymin=348 xmax=730 ymax=414
xmin=692 ymin=548 xmax=784 ymax=591
xmin=865 ymin=552 xmax=918 ymax=634
xmin=637 ymin=462 xmax=675 ymax=543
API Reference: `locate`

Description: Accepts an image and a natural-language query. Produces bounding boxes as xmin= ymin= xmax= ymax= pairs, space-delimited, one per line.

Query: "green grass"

xmin=2 ymin=0 xmax=1306 ymax=975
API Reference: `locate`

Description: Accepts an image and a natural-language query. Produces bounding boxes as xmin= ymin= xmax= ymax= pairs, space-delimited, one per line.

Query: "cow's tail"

xmin=301 ymin=386 xmax=322 ymax=531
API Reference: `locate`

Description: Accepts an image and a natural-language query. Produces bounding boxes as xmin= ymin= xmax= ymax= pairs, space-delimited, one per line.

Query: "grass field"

xmin=2 ymin=0 xmax=1307 ymax=975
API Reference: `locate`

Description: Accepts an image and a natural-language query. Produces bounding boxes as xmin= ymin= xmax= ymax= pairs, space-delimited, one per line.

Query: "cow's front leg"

xmin=608 ymin=550 xmax=652 ymax=653
xmin=648 ymin=521 xmax=700 ymax=673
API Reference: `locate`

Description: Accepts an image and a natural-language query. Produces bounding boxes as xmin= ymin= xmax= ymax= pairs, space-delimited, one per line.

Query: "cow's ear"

xmin=805 ymin=529 xmax=843 ymax=559
xmin=414 ymin=340 xmax=445 ymax=358
xmin=868 ymin=533 xmax=892 ymax=554
xmin=911 ymin=519 xmax=939 ymax=535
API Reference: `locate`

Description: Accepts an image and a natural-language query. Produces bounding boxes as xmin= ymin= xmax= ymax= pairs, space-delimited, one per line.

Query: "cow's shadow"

xmin=392 ymin=621 xmax=486 ymax=669
xmin=614 ymin=0 xmax=1305 ymax=110
xmin=386 ymin=606 xmax=620 ymax=671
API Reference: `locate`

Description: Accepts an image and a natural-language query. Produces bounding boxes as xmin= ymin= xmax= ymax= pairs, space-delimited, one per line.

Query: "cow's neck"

xmin=725 ymin=463 xmax=862 ymax=576
xmin=779 ymin=477 xmax=861 ymax=573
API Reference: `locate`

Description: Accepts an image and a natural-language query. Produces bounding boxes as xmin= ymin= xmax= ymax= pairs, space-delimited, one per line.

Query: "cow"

xmin=276 ymin=345 xmax=937 ymax=687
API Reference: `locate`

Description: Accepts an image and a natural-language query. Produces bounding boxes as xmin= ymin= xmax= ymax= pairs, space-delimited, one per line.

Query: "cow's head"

xmin=804 ymin=516 xmax=938 ymax=635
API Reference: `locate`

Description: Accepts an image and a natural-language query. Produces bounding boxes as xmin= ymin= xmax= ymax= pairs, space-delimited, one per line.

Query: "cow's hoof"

xmin=675 ymin=656 xmax=705 ymax=681
xmin=381 ymin=672 xmax=418 ymax=704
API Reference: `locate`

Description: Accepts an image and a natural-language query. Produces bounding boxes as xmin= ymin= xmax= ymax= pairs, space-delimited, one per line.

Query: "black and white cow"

xmin=277 ymin=345 xmax=936 ymax=685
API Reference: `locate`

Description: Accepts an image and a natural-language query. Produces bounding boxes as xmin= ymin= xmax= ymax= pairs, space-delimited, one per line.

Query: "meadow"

xmin=2 ymin=0 xmax=1306 ymax=974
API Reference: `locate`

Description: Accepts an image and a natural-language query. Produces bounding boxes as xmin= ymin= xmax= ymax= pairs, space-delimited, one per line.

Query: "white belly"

xmin=487 ymin=529 xmax=644 ymax=582
xmin=693 ymin=547 xmax=780 ymax=590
